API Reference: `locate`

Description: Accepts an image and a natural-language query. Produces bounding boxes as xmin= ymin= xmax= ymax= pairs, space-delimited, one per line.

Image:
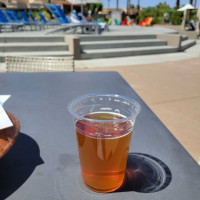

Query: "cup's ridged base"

xmin=83 ymin=180 xmax=123 ymax=193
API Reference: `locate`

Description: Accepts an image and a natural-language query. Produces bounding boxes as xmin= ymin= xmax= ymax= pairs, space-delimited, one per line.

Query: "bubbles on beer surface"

xmin=76 ymin=112 xmax=133 ymax=139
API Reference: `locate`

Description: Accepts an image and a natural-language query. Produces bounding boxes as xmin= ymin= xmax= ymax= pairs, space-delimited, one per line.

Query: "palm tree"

xmin=194 ymin=0 xmax=197 ymax=8
xmin=188 ymin=0 xmax=194 ymax=18
xmin=176 ymin=0 xmax=180 ymax=9
xmin=127 ymin=0 xmax=130 ymax=10
xmin=127 ymin=0 xmax=130 ymax=14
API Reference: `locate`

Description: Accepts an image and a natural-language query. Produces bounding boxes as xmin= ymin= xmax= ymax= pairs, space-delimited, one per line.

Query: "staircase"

xmin=181 ymin=35 xmax=196 ymax=51
xmin=0 ymin=36 xmax=72 ymax=62
xmin=80 ymin=34 xmax=196 ymax=59
xmin=0 ymin=34 xmax=196 ymax=62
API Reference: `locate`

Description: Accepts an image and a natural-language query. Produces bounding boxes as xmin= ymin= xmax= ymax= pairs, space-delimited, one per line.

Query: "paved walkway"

xmin=0 ymin=25 xmax=178 ymax=37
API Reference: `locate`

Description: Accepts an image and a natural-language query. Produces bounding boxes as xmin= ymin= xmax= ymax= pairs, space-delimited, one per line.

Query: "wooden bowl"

xmin=0 ymin=112 xmax=20 ymax=159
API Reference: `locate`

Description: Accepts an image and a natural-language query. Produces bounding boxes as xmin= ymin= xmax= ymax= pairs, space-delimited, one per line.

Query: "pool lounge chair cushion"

xmin=139 ymin=17 xmax=153 ymax=26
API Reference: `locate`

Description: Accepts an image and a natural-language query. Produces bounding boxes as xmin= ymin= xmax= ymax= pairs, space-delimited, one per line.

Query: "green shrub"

xmin=151 ymin=17 xmax=162 ymax=25
xmin=139 ymin=5 xmax=171 ymax=24
xmin=139 ymin=8 xmax=158 ymax=21
xmin=40 ymin=10 xmax=51 ymax=21
xmin=31 ymin=11 xmax=40 ymax=21
xmin=138 ymin=1 xmax=198 ymax=25
xmin=170 ymin=10 xmax=183 ymax=25
xmin=100 ymin=17 xmax=105 ymax=22
xmin=88 ymin=3 xmax=103 ymax=14
xmin=30 ymin=10 xmax=51 ymax=21
xmin=139 ymin=5 xmax=185 ymax=25
xmin=191 ymin=10 xmax=197 ymax=21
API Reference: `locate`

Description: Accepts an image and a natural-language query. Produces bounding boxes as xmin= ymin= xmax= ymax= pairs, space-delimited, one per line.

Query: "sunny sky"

xmin=101 ymin=0 xmax=200 ymax=9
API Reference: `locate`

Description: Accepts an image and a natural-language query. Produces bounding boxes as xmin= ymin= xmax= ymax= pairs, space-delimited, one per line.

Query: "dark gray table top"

xmin=0 ymin=72 xmax=199 ymax=200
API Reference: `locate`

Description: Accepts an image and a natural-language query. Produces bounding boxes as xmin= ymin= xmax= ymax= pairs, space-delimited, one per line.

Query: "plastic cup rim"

xmin=67 ymin=93 xmax=141 ymax=123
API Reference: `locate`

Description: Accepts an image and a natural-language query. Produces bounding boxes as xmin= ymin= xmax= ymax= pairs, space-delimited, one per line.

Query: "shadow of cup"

xmin=117 ymin=153 xmax=172 ymax=193
xmin=0 ymin=132 xmax=44 ymax=200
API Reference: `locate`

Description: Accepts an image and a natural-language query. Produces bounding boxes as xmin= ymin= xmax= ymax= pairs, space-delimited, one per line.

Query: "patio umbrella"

xmin=178 ymin=4 xmax=196 ymax=30
xmin=177 ymin=3 xmax=195 ymax=11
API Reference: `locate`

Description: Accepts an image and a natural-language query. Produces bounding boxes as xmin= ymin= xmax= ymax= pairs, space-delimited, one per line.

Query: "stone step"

xmin=181 ymin=40 xmax=196 ymax=51
xmin=81 ymin=39 xmax=167 ymax=50
xmin=0 ymin=51 xmax=72 ymax=62
xmin=181 ymin=35 xmax=188 ymax=41
xmin=0 ymin=36 xmax=65 ymax=43
xmin=0 ymin=42 xmax=68 ymax=52
xmin=79 ymin=34 xmax=157 ymax=42
xmin=81 ymin=46 xmax=178 ymax=59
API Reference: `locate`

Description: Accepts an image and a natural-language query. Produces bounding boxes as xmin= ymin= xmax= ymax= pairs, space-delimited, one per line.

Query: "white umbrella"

xmin=178 ymin=4 xmax=196 ymax=30
xmin=178 ymin=3 xmax=195 ymax=11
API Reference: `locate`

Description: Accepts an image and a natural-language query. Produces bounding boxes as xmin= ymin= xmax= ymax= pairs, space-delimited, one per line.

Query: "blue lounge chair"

xmin=0 ymin=9 xmax=23 ymax=32
xmin=19 ymin=11 xmax=44 ymax=30
xmin=4 ymin=10 xmax=19 ymax=23
xmin=10 ymin=10 xmax=35 ymax=31
xmin=11 ymin=11 xmax=26 ymax=23
xmin=70 ymin=10 xmax=109 ymax=32
xmin=45 ymin=3 xmax=100 ymax=34
xmin=28 ymin=12 xmax=45 ymax=26
xmin=70 ymin=11 xmax=82 ymax=22
xmin=54 ymin=5 xmax=70 ymax=23
xmin=38 ymin=13 xmax=60 ymax=27
xmin=45 ymin=4 xmax=69 ymax=24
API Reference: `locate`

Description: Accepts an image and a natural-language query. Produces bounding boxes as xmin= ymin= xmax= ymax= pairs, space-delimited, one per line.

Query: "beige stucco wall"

xmin=7 ymin=0 xmax=49 ymax=3
xmin=0 ymin=0 xmax=50 ymax=9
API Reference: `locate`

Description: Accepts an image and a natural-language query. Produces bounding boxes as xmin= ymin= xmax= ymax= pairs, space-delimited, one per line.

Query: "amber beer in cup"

xmin=68 ymin=94 xmax=140 ymax=193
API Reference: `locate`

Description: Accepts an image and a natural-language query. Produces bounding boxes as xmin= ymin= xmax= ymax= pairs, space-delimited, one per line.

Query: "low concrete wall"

xmin=157 ymin=34 xmax=181 ymax=50
xmin=64 ymin=36 xmax=80 ymax=60
xmin=177 ymin=30 xmax=198 ymax=40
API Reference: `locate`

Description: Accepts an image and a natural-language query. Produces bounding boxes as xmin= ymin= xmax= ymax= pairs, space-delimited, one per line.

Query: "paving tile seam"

xmin=150 ymin=95 xmax=200 ymax=106
xmin=75 ymin=53 xmax=199 ymax=68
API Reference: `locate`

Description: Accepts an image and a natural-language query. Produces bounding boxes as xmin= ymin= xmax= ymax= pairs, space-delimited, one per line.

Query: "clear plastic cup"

xmin=68 ymin=94 xmax=141 ymax=193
